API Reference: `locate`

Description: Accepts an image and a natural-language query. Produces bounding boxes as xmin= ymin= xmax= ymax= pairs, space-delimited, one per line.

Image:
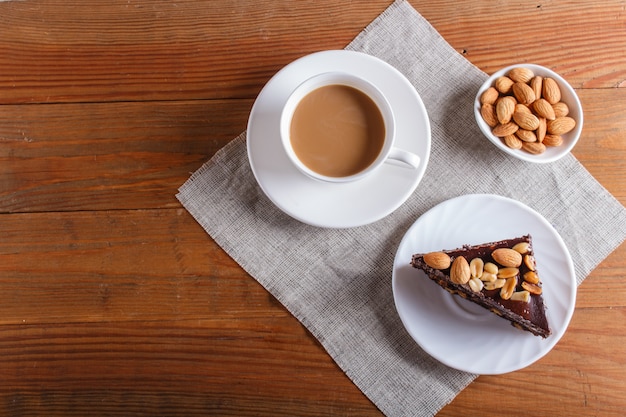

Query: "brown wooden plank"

xmin=0 ymin=99 xmax=252 ymax=213
xmin=0 ymin=0 xmax=391 ymax=104
xmin=1 ymin=1 xmax=625 ymax=104
xmin=573 ymin=88 xmax=626 ymax=204
xmin=0 ymin=320 xmax=380 ymax=416
xmin=0 ymin=208 xmax=274 ymax=324
xmin=419 ymin=1 xmax=626 ymax=87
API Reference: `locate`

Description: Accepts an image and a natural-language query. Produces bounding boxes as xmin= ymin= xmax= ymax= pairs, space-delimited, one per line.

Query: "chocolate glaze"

xmin=411 ymin=235 xmax=551 ymax=338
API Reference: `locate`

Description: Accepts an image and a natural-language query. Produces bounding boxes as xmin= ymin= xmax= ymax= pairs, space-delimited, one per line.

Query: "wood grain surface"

xmin=1 ymin=0 xmax=625 ymax=416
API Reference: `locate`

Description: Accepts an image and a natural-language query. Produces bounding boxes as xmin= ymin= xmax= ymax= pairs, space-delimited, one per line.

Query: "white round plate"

xmin=392 ymin=194 xmax=576 ymax=374
xmin=247 ymin=50 xmax=431 ymax=228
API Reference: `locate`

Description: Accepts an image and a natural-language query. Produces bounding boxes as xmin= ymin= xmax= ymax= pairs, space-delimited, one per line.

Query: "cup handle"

xmin=386 ymin=147 xmax=421 ymax=169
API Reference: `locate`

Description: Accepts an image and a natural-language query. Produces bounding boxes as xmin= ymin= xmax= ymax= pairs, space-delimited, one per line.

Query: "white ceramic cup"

xmin=280 ymin=71 xmax=420 ymax=183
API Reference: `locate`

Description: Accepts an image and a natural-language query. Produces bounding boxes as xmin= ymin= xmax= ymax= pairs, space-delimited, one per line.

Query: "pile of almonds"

xmin=479 ymin=67 xmax=576 ymax=155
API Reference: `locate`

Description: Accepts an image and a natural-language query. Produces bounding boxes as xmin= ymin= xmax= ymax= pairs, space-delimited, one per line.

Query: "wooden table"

xmin=1 ymin=1 xmax=625 ymax=415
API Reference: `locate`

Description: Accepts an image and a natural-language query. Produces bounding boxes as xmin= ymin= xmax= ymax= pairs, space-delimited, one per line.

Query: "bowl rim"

xmin=474 ymin=63 xmax=583 ymax=163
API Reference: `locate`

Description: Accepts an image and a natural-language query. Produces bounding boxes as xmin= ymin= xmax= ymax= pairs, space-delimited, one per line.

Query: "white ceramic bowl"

xmin=474 ymin=64 xmax=583 ymax=163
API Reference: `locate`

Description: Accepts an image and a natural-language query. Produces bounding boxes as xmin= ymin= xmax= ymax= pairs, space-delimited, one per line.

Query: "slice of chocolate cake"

xmin=411 ymin=235 xmax=551 ymax=338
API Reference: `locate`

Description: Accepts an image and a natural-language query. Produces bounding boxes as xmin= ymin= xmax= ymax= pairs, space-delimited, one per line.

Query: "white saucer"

xmin=246 ymin=50 xmax=431 ymax=228
xmin=392 ymin=194 xmax=576 ymax=374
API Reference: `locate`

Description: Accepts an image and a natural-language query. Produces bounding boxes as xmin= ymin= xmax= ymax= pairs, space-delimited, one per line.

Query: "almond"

xmin=480 ymin=103 xmax=498 ymax=127
xmin=423 ymin=252 xmax=451 ymax=270
xmin=492 ymin=248 xmax=523 ymax=267
xmin=552 ymin=102 xmax=570 ymax=117
xmin=530 ymin=76 xmax=543 ymax=100
xmin=533 ymin=98 xmax=556 ymax=120
xmin=512 ymin=242 xmax=530 ymax=254
xmin=495 ymin=76 xmax=514 ymax=94
xmin=522 ymin=141 xmax=546 ymax=155
xmin=512 ymin=82 xmax=536 ymax=105
xmin=508 ymin=67 xmax=534 ymax=83
xmin=515 ymin=128 xmax=537 ymax=143
xmin=492 ymin=122 xmax=519 ymax=137
xmin=547 ymin=116 xmax=576 ymax=135
xmin=450 ymin=256 xmax=471 ymax=285
xmin=502 ymin=134 xmax=522 ymax=150
xmin=536 ymin=117 xmax=547 ymax=143
xmin=543 ymin=134 xmax=564 ymax=147
xmin=480 ymin=87 xmax=499 ymax=105
xmin=496 ymin=96 xmax=516 ymax=124
xmin=542 ymin=77 xmax=562 ymax=104
xmin=515 ymin=103 xmax=532 ymax=114
xmin=513 ymin=111 xmax=540 ymax=130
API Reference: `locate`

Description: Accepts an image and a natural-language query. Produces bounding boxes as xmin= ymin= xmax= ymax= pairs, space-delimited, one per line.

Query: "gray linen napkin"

xmin=177 ymin=0 xmax=626 ymax=415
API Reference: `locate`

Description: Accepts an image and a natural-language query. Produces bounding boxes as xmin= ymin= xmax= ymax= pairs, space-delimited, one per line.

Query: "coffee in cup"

xmin=280 ymin=72 xmax=420 ymax=183
xmin=289 ymin=83 xmax=385 ymax=178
